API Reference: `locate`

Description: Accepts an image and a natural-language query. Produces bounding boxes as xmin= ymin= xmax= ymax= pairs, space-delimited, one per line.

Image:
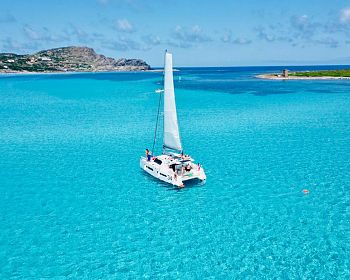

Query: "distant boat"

xmin=140 ymin=51 xmax=206 ymax=188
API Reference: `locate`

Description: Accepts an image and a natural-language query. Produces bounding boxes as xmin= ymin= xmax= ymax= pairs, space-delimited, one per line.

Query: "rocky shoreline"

xmin=0 ymin=46 xmax=150 ymax=73
xmin=0 ymin=70 xmax=151 ymax=75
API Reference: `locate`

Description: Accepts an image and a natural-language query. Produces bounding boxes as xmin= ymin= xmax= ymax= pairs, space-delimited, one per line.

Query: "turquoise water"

xmin=1 ymin=67 xmax=350 ymax=279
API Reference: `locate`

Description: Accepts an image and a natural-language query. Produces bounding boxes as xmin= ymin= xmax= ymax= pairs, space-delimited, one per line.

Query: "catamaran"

xmin=140 ymin=51 xmax=206 ymax=188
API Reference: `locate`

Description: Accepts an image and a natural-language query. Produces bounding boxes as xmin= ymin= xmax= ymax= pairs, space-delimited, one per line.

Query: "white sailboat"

xmin=140 ymin=51 xmax=206 ymax=188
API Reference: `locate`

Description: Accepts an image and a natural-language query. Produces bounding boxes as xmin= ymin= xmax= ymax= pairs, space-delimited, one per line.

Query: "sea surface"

xmin=1 ymin=66 xmax=350 ymax=279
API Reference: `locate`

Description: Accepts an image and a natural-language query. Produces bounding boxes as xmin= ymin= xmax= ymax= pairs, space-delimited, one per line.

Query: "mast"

xmin=163 ymin=51 xmax=182 ymax=153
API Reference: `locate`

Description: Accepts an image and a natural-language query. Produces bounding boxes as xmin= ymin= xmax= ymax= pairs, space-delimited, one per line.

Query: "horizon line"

xmin=152 ymin=64 xmax=350 ymax=68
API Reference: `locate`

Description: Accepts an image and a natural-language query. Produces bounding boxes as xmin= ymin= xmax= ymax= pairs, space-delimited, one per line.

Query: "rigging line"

xmin=151 ymin=54 xmax=166 ymax=156
xmin=151 ymin=90 xmax=162 ymax=156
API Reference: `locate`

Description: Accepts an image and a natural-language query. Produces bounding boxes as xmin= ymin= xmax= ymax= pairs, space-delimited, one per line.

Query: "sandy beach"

xmin=256 ymin=74 xmax=350 ymax=80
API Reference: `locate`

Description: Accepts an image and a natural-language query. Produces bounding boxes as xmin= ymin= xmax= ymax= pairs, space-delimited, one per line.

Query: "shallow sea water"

xmin=1 ymin=66 xmax=350 ymax=279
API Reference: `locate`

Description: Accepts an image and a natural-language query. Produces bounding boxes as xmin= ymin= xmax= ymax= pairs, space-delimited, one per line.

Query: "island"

xmin=257 ymin=69 xmax=350 ymax=80
xmin=0 ymin=46 xmax=150 ymax=73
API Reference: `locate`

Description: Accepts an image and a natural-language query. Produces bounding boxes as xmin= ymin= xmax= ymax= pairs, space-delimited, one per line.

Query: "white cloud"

xmin=291 ymin=14 xmax=311 ymax=33
xmin=23 ymin=25 xmax=40 ymax=40
xmin=142 ymin=34 xmax=161 ymax=45
xmin=221 ymin=31 xmax=232 ymax=43
xmin=102 ymin=36 xmax=149 ymax=51
xmin=1 ymin=37 xmax=40 ymax=54
xmin=293 ymin=15 xmax=309 ymax=27
xmin=232 ymin=37 xmax=252 ymax=45
xmin=340 ymin=7 xmax=350 ymax=23
xmin=290 ymin=14 xmax=319 ymax=39
xmin=256 ymin=27 xmax=276 ymax=42
xmin=23 ymin=25 xmax=70 ymax=44
xmin=116 ymin=19 xmax=134 ymax=33
xmin=168 ymin=25 xmax=212 ymax=48
xmin=314 ymin=37 xmax=338 ymax=48
xmin=172 ymin=25 xmax=212 ymax=43
xmin=221 ymin=30 xmax=251 ymax=45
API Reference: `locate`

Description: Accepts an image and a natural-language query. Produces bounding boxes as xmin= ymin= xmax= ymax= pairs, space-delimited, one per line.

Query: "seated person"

xmin=185 ymin=164 xmax=192 ymax=172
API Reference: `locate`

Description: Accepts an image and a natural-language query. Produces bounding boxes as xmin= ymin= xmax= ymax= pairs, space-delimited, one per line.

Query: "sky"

xmin=1 ymin=0 xmax=350 ymax=67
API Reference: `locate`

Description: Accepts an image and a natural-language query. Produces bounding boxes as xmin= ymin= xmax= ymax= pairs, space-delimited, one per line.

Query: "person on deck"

xmin=185 ymin=164 xmax=192 ymax=172
xmin=145 ymin=149 xmax=151 ymax=161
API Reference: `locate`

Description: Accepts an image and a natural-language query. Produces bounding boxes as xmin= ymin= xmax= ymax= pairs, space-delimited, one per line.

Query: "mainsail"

xmin=163 ymin=51 xmax=182 ymax=152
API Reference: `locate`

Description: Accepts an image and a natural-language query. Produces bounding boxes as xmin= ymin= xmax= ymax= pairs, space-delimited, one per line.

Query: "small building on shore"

xmin=282 ymin=69 xmax=289 ymax=78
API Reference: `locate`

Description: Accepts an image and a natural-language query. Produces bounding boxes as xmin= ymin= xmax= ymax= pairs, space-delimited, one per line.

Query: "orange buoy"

xmin=303 ymin=189 xmax=309 ymax=194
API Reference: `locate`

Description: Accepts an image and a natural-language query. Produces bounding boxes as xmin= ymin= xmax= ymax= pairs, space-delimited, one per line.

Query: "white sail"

xmin=163 ymin=52 xmax=182 ymax=152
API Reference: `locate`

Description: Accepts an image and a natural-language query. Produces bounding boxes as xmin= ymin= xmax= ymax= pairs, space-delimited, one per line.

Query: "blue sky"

xmin=1 ymin=0 xmax=350 ymax=66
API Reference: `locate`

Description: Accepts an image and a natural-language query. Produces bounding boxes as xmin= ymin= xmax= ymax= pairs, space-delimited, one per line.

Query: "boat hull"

xmin=140 ymin=156 xmax=206 ymax=187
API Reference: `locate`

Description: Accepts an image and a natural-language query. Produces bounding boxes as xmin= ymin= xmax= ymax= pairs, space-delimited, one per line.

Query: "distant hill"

xmin=0 ymin=46 xmax=151 ymax=73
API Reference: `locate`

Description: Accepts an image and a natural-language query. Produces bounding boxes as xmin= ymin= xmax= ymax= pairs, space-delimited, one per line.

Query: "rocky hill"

xmin=0 ymin=46 xmax=150 ymax=73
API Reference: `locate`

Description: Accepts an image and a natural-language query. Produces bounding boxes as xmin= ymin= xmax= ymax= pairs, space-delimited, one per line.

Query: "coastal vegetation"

xmin=290 ymin=69 xmax=350 ymax=77
xmin=0 ymin=47 xmax=150 ymax=73
xmin=257 ymin=69 xmax=350 ymax=80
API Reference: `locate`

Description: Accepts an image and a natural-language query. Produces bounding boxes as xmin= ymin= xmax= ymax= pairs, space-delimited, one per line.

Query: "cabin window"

xmin=146 ymin=166 xmax=153 ymax=171
xmin=154 ymin=158 xmax=162 ymax=165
